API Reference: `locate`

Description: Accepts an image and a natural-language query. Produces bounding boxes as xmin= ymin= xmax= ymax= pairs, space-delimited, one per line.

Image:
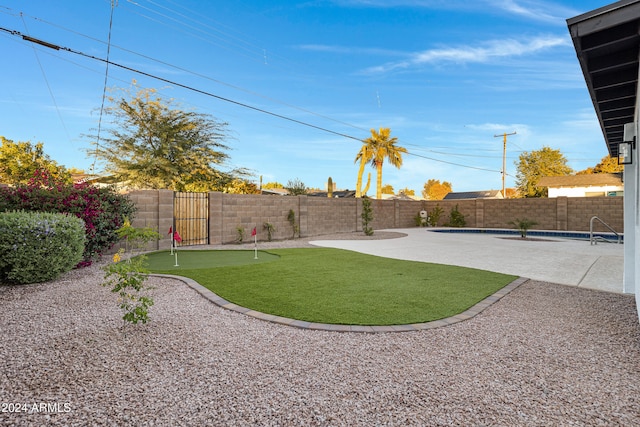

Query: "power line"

xmin=408 ymin=151 xmax=503 ymax=174
xmin=2 ymin=24 xmax=509 ymax=175
xmin=0 ymin=26 xmax=364 ymax=142
xmin=7 ymin=7 xmax=370 ymax=134
xmin=92 ymin=0 xmax=117 ymax=174
xmin=19 ymin=13 xmax=72 ymax=146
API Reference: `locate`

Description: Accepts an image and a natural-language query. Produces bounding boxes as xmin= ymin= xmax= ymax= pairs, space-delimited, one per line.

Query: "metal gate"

xmin=173 ymin=192 xmax=209 ymax=246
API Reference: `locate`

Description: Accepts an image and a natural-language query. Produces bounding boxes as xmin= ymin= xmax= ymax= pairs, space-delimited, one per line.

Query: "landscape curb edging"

xmin=151 ymin=273 xmax=529 ymax=333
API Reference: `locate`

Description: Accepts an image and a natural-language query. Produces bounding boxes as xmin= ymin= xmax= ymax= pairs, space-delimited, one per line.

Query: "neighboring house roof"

xmin=308 ymin=190 xmax=356 ymax=198
xmin=538 ymin=173 xmax=622 ymax=188
xmin=71 ymin=173 xmax=110 ymax=184
xmin=260 ymin=188 xmax=289 ymax=196
xmin=381 ymin=193 xmax=421 ymax=201
xmin=443 ymin=190 xmax=503 ymax=200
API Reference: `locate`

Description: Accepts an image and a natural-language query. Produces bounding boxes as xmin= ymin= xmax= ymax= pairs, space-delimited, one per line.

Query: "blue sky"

xmin=0 ymin=0 xmax=613 ymax=194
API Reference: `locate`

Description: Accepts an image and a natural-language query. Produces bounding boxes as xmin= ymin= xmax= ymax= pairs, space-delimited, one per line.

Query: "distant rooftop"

xmin=538 ymin=173 xmax=622 ymax=188
xmin=443 ymin=190 xmax=503 ymax=200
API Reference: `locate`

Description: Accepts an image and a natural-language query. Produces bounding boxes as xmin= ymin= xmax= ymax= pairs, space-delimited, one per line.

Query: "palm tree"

xmin=361 ymin=128 xmax=406 ymax=199
xmin=354 ymin=143 xmax=375 ymax=197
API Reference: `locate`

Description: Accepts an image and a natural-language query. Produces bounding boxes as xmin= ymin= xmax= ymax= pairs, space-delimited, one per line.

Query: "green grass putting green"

xmin=147 ymin=248 xmax=517 ymax=326
xmin=145 ymin=250 xmax=280 ymax=270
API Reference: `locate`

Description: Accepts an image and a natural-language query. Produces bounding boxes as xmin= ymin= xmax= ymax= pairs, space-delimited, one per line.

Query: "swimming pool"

xmin=429 ymin=228 xmax=624 ymax=243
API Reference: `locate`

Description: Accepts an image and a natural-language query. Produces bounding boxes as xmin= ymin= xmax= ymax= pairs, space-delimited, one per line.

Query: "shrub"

xmin=0 ymin=211 xmax=85 ymax=284
xmin=0 ymin=170 xmax=135 ymax=266
xmin=235 ymin=226 xmax=245 ymax=243
xmin=263 ymin=222 xmax=275 ymax=241
xmin=509 ymin=218 xmax=538 ymax=238
xmin=287 ymin=209 xmax=299 ymax=239
xmin=361 ymin=197 xmax=374 ymax=236
xmin=428 ymin=205 xmax=444 ymax=227
xmin=444 ymin=204 xmax=466 ymax=227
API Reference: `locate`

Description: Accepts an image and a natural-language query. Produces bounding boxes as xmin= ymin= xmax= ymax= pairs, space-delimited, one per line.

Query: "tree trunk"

xmin=355 ymin=159 xmax=366 ymax=198
xmin=362 ymin=172 xmax=371 ymax=196
xmin=376 ymin=161 xmax=383 ymax=199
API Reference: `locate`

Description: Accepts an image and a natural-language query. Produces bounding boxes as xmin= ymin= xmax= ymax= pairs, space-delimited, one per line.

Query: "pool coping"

xmin=151 ymin=273 xmax=529 ymax=333
xmin=429 ymin=227 xmax=624 ymax=242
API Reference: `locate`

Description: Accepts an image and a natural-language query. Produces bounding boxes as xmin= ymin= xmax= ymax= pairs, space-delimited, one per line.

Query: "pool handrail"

xmin=590 ymin=216 xmax=621 ymax=245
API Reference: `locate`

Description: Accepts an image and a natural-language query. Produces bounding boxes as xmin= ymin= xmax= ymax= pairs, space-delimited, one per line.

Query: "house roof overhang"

xmin=567 ymin=0 xmax=640 ymax=157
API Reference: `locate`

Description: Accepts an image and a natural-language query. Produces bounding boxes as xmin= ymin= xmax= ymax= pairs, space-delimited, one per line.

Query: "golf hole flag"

xmin=252 ymin=226 xmax=258 ymax=259
xmin=169 ymin=227 xmax=182 ymax=255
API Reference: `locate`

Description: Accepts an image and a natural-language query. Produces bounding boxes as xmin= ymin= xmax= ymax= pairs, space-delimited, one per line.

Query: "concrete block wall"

xmin=124 ymin=191 xmax=625 ymax=247
xmin=306 ymin=197 xmax=358 ymax=236
xmin=370 ymin=199 xmax=396 ymax=229
xmin=397 ymin=200 xmax=427 ymax=227
xmin=408 ymin=200 xmax=479 ymax=227
xmin=213 ymin=193 xmax=301 ymax=243
xmin=482 ymin=198 xmax=558 ymax=230
xmin=567 ymin=196 xmax=623 ymax=233
xmin=125 ymin=189 xmax=173 ymax=250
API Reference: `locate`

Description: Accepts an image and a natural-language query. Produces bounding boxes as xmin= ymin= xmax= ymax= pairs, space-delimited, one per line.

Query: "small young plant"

xmin=103 ymin=250 xmax=154 ymax=325
xmin=287 ymin=209 xmax=299 ymax=239
xmin=509 ymin=218 xmax=538 ymax=238
xmin=361 ymin=196 xmax=374 ymax=236
xmin=263 ymin=222 xmax=275 ymax=241
xmin=102 ymin=220 xmax=159 ymax=326
xmin=428 ymin=205 xmax=444 ymax=227
xmin=444 ymin=204 xmax=466 ymax=227
xmin=236 ymin=226 xmax=245 ymax=243
xmin=116 ymin=217 xmax=160 ymax=254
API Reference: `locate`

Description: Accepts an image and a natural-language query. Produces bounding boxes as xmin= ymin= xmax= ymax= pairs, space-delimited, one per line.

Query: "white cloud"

xmin=331 ymin=0 xmax=580 ymax=24
xmin=296 ymin=44 xmax=405 ymax=57
xmin=362 ymin=35 xmax=570 ymax=74
xmin=487 ymin=0 xmax=580 ymax=24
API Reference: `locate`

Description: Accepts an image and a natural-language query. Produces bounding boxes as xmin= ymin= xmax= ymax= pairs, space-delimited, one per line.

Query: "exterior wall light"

xmin=618 ymin=141 xmax=633 ymax=165
xmin=619 ymin=122 xmax=636 ymax=165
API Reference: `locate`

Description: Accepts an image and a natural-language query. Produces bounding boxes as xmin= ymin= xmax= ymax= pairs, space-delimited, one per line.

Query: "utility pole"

xmin=494 ymin=131 xmax=516 ymax=198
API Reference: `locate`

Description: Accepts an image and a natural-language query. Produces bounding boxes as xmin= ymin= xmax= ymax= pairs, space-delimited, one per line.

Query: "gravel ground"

xmin=1 ymin=234 xmax=640 ymax=426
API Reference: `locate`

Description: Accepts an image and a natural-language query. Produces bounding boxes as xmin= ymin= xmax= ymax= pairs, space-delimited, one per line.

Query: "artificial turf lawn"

xmin=146 ymin=248 xmax=517 ymax=326
xmin=145 ymin=249 xmax=280 ymax=270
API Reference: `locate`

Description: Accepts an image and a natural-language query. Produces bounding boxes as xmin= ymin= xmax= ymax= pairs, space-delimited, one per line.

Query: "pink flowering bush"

xmin=0 ymin=170 xmax=136 ymax=266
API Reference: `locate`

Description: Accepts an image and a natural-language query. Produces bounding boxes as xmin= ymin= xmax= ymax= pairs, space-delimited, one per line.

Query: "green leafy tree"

xmin=361 ymin=128 xmax=407 ymax=199
xmin=515 ymin=146 xmax=573 ymax=197
xmin=577 ymin=155 xmax=624 ymax=174
xmin=88 ymin=86 xmax=247 ymax=191
xmin=222 ymin=179 xmax=259 ymax=194
xmin=381 ymin=184 xmax=395 ymax=195
xmin=263 ymin=181 xmax=284 ymax=189
xmin=398 ymin=187 xmax=415 ymax=196
xmin=0 ymin=137 xmax=71 ymax=185
xmin=422 ymin=179 xmax=452 ymax=200
xmin=284 ymin=178 xmax=308 ymax=195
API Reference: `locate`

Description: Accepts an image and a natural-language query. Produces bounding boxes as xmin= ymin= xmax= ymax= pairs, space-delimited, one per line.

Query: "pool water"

xmin=429 ymin=228 xmax=623 ymax=243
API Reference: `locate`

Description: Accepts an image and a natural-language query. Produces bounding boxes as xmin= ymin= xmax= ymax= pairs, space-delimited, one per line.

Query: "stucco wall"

xmin=548 ymin=186 xmax=623 ymax=197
